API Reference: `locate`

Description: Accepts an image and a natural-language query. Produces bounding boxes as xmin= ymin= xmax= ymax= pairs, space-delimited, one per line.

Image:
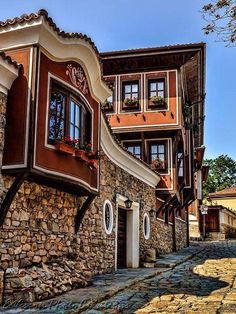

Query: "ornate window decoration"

xmin=66 ymin=64 xmax=88 ymax=95
xmin=48 ymin=80 xmax=91 ymax=147
xmin=103 ymin=200 xmax=113 ymax=234
xmin=143 ymin=213 xmax=151 ymax=240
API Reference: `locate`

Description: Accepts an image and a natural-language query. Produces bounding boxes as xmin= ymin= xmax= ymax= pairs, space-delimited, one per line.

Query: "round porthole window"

xmin=103 ymin=200 xmax=113 ymax=234
xmin=143 ymin=213 xmax=151 ymax=240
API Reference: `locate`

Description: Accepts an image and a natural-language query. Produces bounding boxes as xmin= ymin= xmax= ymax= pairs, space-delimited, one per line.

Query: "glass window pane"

xmin=151 ymin=145 xmax=157 ymax=154
xmin=158 ymin=145 xmax=165 ymax=153
xmin=135 ymin=146 xmax=141 ymax=155
xmin=70 ymin=124 xmax=74 ymax=138
xmin=150 ymin=91 xmax=157 ymax=97
xmin=125 ymin=85 xmax=131 ymax=93
xmin=49 ymin=90 xmax=65 ymax=141
xmin=75 ymin=104 xmax=80 ymax=127
xmin=158 ymin=91 xmax=164 ymax=98
xmin=132 ymin=93 xmax=138 ymax=99
xmin=107 ymin=95 xmax=113 ymax=103
xmin=151 ymin=154 xmax=157 ymax=161
xmin=158 ymin=82 xmax=164 ymax=90
xmin=132 ymin=84 xmax=138 ymax=93
xmin=75 ymin=127 xmax=79 ymax=140
xmin=127 ymin=147 xmax=133 ymax=153
xmin=150 ymin=83 xmax=157 ymax=91
xmin=70 ymin=101 xmax=75 ymax=124
xmin=125 ymin=93 xmax=131 ymax=99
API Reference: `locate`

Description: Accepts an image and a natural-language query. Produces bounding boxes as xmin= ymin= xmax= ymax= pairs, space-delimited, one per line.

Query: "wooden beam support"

xmin=0 ymin=172 xmax=28 ymax=226
xmin=74 ymin=194 xmax=96 ymax=233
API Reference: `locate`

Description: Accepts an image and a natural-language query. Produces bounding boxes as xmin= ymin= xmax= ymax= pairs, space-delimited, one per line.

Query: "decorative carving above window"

xmin=66 ymin=64 xmax=88 ymax=95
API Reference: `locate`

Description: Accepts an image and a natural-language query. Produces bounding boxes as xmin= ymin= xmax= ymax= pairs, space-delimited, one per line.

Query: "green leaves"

xmin=203 ymin=154 xmax=236 ymax=197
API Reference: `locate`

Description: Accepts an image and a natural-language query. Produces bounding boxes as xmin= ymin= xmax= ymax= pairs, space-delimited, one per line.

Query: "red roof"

xmin=208 ymin=187 xmax=236 ymax=198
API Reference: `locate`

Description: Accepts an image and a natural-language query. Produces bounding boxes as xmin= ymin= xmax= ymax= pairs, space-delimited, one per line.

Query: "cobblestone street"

xmin=1 ymin=240 xmax=236 ymax=313
xmin=85 ymin=241 xmax=236 ymax=314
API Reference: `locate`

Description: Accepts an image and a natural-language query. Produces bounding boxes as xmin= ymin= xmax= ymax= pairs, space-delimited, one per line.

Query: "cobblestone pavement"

xmin=1 ymin=241 xmax=236 ymax=314
xmin=84 ymin=241 xmax=236 ymax=314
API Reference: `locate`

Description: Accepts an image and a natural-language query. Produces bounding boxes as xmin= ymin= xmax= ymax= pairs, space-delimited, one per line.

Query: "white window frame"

xmin=103 ymin=200 xmax=114 ymax=235
xmin=143 ymin=212 xmax=151 ymax=240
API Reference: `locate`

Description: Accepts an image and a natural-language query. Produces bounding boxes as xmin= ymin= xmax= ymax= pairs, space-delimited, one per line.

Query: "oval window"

xmin=103 ymin=200 xmax=113 ymax=234
xmin=143 ymin=213 xmax=151 ymax=240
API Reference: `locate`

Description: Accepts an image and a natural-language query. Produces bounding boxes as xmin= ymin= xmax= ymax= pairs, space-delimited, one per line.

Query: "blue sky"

xmin=0 ymin=0 xmax=235 ymax=160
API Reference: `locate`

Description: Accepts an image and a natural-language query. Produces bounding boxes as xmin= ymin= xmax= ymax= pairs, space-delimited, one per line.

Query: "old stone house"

xmin=0 ymin=10 xmax=205 ymax=305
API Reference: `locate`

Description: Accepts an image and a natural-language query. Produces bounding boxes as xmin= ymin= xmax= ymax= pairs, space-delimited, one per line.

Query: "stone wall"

xmin=151 ymin=219 xmax=173 ymax=255
xmin=78 ymin=153 xmax=157 ymax=274
xmin=175 ymin=218 xmax=187 ymax=251
xmin=0 ymin=135 xmax=187 ymax=304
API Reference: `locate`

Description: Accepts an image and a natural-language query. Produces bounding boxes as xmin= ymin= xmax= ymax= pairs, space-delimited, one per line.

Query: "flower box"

xmin=86 ymin=159 xmax=98 ymax=170
xmin=150 ymin=158 xmax=165 ymax=171
xmin=86 ymin=151 xmax=99 ymax=160
xmin=75 ymin=149 xmax=88 ymax=162
xmin=123 ymin=98 xmax=139 ymax=109
xmin=149 ymin=96 xmax=165 ymax=108
xmin=55 ymin=142 xmax=75 ymax=155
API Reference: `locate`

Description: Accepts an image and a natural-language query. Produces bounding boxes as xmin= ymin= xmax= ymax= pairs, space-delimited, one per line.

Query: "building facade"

xmin=101 ymin=42 xmax=206 ymax=250
xmin=0 ymin=10 xmax=205 ymax=305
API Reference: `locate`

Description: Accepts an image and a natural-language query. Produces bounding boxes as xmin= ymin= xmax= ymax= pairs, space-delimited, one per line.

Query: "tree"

xmin=203 ymin=154 xmax=236 ymax=197
xmin=202 ymin=0 xmax=236 ymax=46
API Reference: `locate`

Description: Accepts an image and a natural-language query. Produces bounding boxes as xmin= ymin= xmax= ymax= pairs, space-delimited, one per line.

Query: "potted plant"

xmin=123 ymin=97 xmax=139 ymax=107
xmin=84 ymin=143 xmax=93 ymax=156
xmin=149 ymin=95 xmax=164 ymax=106
xmin=55 ymin=136 xmax=77 ymax=155
xmin=150 ymin=157 xmax=165 ymax=171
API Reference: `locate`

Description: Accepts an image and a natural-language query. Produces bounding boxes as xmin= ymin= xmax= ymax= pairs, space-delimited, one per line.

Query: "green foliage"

xmin=203 ymin=154 xmax=236 ymax=197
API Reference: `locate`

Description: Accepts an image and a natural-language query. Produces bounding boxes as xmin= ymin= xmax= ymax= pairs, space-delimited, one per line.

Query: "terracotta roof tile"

xmin=208 ymin=187 xmax=236 ymax=198
xmin=100 ymin=42 xmax=206 ymax=57
xmin=0 ymin=51 xmax=21 ymax=69
xmin=0 ymin=9 xmax=99 ymax=55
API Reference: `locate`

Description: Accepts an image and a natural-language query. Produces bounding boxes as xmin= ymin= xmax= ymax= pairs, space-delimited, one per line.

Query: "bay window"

xmin=48 ymin=80 xmax=91 ymax=147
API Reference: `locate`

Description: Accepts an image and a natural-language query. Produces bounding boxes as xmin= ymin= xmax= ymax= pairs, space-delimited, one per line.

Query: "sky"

xmin=0 ymin=0 xmax=235 ymax=160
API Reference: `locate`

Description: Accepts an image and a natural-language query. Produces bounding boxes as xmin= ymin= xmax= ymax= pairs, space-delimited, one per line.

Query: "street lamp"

xmin=200 ymin=204 xmax=208 ymax=240
xmin=124 ymin=197 xmax=133 ymax=209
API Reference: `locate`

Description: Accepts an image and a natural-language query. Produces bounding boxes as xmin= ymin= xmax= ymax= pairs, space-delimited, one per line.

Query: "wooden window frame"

xmin=124 ymin=142 xmax=142 ymax=159
xmin=148 ymin=140 xmax=168 ymax=173
xmin=177 ymin=151 xmax=184 ymax=179
xmin=122 ymin=80 xmax=140 ymax=111
xmin=147 ymin=78 xmax=167 ymax=110
xmin=48 ymin=80 xmax=91 ymax=148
